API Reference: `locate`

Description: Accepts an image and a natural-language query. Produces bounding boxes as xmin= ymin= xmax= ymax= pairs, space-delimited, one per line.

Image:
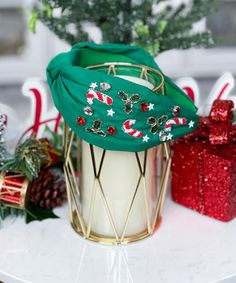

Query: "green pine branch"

xmin=29 ymin=0 xmax=216 ymax=55
xmin=0 ymin=138 xmax=50 ymax=181
xmin=159 ymin=31 xmax=215 ymax=52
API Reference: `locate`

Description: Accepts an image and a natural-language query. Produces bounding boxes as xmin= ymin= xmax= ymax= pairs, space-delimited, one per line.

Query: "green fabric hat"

xmin=47 ymin=42 xmax=199 ymax=152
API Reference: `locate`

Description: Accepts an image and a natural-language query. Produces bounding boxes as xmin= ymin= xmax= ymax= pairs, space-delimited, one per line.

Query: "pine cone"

xmin=29 ymin=166 xmax=67 ymax=209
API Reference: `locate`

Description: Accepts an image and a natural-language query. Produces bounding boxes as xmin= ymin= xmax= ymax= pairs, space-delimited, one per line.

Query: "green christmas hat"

xmin=47 ymin=42 xmax=199 ymax=152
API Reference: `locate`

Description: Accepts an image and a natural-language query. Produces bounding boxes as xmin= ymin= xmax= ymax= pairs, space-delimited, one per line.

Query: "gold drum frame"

xmin=63 ymin=62 xmax=171 ymax=244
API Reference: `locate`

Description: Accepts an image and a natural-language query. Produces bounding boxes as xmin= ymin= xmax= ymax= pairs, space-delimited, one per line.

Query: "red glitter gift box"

xmin=171 ymin=100 xmax=236 ymax=222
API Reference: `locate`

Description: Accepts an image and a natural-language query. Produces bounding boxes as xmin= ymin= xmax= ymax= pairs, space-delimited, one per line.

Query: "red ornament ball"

xmin=107 ymin=126 xmax=116 ymax=135
xmin=140 ymin=102 xmax=148 ymax=112
xmin=77 ymin=116 xmax=86 ymax=125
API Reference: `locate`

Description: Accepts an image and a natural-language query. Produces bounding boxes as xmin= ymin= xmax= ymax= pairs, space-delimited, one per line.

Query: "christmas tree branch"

xmin=30 ymin=0 xmax=216 ymax=54
xmin=160 ymin=31 xmax=214 ymax=52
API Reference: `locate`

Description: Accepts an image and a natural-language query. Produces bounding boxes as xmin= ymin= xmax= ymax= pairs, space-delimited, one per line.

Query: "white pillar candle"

xmin=81 ymin=77 xmax=158 ymax=237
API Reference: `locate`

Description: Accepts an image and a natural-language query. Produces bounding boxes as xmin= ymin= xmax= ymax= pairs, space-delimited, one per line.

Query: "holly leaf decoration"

xmin=86 ymin=128 xmax=93 ymax=134
xmin=86 ymin=120 xmax=106 ymax=137
xmin=147 ymin=117 xmax=159 ymax=134
xmin=130 ymin=94 xmax=141 ymax=103
xmin=147 ymin=117 xmax=156 ymax=126
xmin=119 ymin=92 xmax=141 ymax=114
xmin=93 ymin=119 xmax=102 ymax=129
xmin=147 ymin=115 xmax=169 ymax=135
xmin=118 ymin=91 xmax=128 ymax=101
xmin=124 ymin=103 xmax=132 ymax=114
xmin=158 ymin=115 xmax=168 ymax=125
xmin=97 ymin=130 xmax=106 ymax=137
xmin=0 ymin=138 xmax=50 ymax=181
xmin=152 ymin=124 xmax=159 ymax=134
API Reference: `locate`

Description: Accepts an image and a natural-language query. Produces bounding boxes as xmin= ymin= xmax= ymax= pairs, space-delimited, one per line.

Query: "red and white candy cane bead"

xmin=86 ymin=89 xmax=113 ymax=105
xmin=122 ymin=119 xmax=143 ymax=138
xmin=164 ymin=117 xmax=187 ymax=131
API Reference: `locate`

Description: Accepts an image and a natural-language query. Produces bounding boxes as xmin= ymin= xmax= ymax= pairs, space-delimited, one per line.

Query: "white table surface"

xmin=0 ymin=192 xmax=236 ymax=283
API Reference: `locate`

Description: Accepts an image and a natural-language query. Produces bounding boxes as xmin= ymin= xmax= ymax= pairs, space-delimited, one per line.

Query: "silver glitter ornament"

xmin=100 ymin=82 xmax=111 ymax=91
xmin=159 ymin=130 xmax=167 ymax=142
xmin=84 ymin=106 xmax=94 ymax=116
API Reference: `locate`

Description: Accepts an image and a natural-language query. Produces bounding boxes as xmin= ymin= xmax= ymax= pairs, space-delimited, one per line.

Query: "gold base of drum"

xmin=71 ymin=210 xmax=162 ymax=245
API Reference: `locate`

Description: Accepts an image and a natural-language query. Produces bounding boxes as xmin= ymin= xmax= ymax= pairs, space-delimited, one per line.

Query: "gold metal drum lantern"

xmin=63 ymin=63 xmax=171 ymax=244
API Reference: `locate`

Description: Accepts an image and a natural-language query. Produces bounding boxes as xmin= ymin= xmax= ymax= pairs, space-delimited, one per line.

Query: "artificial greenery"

xmin=29 ymin=0 xmax=216 ymax=55
xmin=0 ymin=205 xmax=24 ymax=225
xmin=0 ymin=138 xmax=50 ymax=181
xmin=0 ymin=137 xmax=60 ymax=226
xmin=0 ymin=204 xmax=58 ymax=226
xmin=0 ymin=145 xmax=8 ymax=163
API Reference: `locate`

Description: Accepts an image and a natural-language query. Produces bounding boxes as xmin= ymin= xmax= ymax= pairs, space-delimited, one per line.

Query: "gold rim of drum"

xmin=71 ymin=210 xmax=162 ymax=245
xmin=87 ymin=62 xmax=165 ymax=93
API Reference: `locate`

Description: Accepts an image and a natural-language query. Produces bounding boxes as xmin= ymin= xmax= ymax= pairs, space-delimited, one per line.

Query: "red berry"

xmin=107 ymin=126 xmax=116 ymax=135
xmin=77 ymin=116 xmax=86 ymax=125
xmin=140 ymin=102 xmax=148 ymax=112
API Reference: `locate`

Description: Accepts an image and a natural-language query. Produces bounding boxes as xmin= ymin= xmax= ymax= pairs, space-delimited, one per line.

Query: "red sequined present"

xmin=210 ymin=99 xmax=234 ymax=122
xmin=171 ymin=100 xmax=236 ymax=222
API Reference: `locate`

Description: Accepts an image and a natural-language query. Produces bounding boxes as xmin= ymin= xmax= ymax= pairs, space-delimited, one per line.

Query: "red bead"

xmin=140 ymin=102 xmax=148 ymax=112
xmin=77 ymin=116 xmax=86 ymax=125
xmin=107 ymin=126 xmax=116 ymax=135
